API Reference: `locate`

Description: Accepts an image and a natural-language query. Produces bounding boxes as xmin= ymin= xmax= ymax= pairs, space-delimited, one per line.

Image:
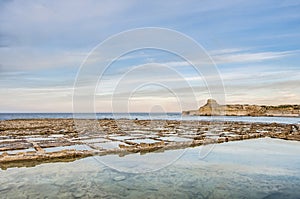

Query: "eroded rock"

xmin=0 ymin=118 xmax=299 ymax=169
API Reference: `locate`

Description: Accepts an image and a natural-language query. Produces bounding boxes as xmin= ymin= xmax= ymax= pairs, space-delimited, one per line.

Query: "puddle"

xmin=3 ymin=148 xmax=36 ymax=155
xmin=81 ymin=138 xmax=110 ymax=143
xmin=109 ymin=136 xmax=139 ymax=141
xmin=126 ymin=139 xmax=160 ymax=144
xmin=27 ymin=137 xmax=55 ymax=141
xmin=159 ymin=136 xmax=193 ymax=142
xmin=0 ymin=136 xmax=10 ymax=139
xmin=0 ymin=139 xmax=24 ymax=143
xmin=43 ymin=145 xmax=93 ymax=153
xmin=256 ymin=130 xmax=270 ymax=133
xmin=220 ymin=132 xmax=239 ymax=137
xmin=91 ymin=141 xmax=127 ymax=150
xmin=204 ymin=132 xmax=221 ymax=138
xmin=49 ymin=134 xmax=65 ymax=138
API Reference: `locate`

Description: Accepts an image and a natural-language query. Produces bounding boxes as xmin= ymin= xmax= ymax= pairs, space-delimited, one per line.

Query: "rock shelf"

xmin=0 ymin=119 xmax=299 ymax=169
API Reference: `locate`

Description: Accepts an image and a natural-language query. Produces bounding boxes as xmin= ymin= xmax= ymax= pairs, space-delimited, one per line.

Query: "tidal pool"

xmin=1 ymin=138 xmax=300 ymax=198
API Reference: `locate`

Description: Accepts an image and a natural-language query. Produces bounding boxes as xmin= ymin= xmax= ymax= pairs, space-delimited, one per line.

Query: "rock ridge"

xmin=183 ymin=99 xmax=300 ymax=117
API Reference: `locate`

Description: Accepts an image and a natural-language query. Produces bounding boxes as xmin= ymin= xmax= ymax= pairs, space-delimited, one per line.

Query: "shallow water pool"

xmin=1 ymin=138 xmax=300 ymax=198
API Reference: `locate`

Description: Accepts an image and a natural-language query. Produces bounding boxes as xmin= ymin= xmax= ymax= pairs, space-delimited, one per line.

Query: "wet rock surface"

xmin=0 ymin=118 xmax=299 ymax=169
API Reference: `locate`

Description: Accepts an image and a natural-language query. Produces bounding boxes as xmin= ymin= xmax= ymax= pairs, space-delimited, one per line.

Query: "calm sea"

xmin=0 ymin=112 xmax=299 ymax=124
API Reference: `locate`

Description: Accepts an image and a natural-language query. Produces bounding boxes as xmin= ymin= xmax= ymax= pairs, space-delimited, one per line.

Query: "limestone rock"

xmin=183 ymin=99 xmax=300 ymax=117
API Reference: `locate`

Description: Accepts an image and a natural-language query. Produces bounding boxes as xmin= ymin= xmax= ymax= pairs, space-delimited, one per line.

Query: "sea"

xmin=0 ymin=112 xmax=299 ymax=124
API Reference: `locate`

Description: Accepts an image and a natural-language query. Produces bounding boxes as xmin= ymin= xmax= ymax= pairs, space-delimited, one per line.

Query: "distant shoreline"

xmin=183 ymin=99 xmax=300 ymax=117
xmin=0 ymin=113 xmax=299 ymax=125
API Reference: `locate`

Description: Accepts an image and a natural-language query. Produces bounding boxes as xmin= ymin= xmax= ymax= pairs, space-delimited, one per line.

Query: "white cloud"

xmin=212 ymin=50 xmax=298 ymax=64
xmin=146 ymin=49 xmax=300 ymax=67
xmin=209 ymin=48 xmax=251 ymax=55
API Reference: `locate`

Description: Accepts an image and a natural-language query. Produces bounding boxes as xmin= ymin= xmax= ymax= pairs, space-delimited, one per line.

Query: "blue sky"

xmin=0 ymin=0 xmax=299 ymax=112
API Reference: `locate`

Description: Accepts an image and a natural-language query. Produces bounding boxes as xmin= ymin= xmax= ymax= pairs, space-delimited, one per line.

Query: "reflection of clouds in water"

xmin=94 ymin=148 xmax=187 ymax=173
xmin=87 ymin=137 xmax=300 ymax=175
xmin=1 ymin=138 xmax=300 ymax=198
xmin=179 ymin=138 xmax=300 ymax=176
xmin=213 ymin=138 xmax=300 ymax=155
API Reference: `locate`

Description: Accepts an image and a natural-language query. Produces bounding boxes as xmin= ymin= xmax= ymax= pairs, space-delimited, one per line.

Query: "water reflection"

xmin=1 ymin=138 xmax=300 ymax=198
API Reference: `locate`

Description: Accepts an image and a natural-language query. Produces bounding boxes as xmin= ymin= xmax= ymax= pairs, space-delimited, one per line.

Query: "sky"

xmin=0 ymin=0 xmax=299 ymax=112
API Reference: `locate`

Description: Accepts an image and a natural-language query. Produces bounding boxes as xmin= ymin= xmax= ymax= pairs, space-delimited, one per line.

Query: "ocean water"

xmin=0 ymin=113 xmax=299 ymax=124
xmin=1 ymin=138 xmax=300 ymax=198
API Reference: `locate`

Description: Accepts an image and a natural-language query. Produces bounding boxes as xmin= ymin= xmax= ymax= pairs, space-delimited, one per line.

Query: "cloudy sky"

xmin=0 ymin=0 xmax=299 ymax=112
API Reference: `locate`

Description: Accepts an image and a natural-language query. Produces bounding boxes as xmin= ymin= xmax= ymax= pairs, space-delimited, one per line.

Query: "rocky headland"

xmin=183 ymin=99 xmax=300 ymax=117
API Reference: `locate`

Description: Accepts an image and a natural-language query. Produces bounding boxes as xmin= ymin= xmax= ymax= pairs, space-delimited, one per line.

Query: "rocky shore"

xmin=0 ymin=118 xmax=299 ymax=169
xmin=183 ymin=99 xmax=300 ymax=117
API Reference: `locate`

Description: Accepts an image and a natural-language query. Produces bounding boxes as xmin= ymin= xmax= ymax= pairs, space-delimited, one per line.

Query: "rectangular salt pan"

xmin=109 ymin=136 xmax=139 ymax=141
xmin=91 ymin=141 xmax=129 ymax=150
xmin=4 ymin=148 xmax=36 ymax=155
xmin=127 ymin=139 xmax=160 ymax=144
xmin=81 ymin=138 xmax=110 ymax=143
xmin=43 ymin=145 xmax=93 ymax=153
xmin=27 ymin=137 xmax=55 ymax=141
xmin=159 ymin=136 xmax=192 ymax=142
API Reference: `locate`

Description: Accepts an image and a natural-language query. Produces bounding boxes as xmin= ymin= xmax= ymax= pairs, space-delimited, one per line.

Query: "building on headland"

xmin=182 ymin=99 xmax=300 ymax=117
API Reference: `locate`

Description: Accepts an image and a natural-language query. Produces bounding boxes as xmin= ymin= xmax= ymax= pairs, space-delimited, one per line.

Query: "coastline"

xmin=183 ymin=99 xmax=300 ymax=117
xmin=1 ymin=118 xmax=299 ymax=169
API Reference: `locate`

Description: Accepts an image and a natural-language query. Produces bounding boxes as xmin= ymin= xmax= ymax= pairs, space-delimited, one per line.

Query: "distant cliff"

xmin=182 ymin=99 xmax=300 ymax=117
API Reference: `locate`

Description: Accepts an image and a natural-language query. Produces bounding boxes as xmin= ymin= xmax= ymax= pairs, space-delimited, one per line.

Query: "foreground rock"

xmin=0 ymin=119 xmax=299 ymax=169
xmin=183 ymin=99 xmax=300 ymax=117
